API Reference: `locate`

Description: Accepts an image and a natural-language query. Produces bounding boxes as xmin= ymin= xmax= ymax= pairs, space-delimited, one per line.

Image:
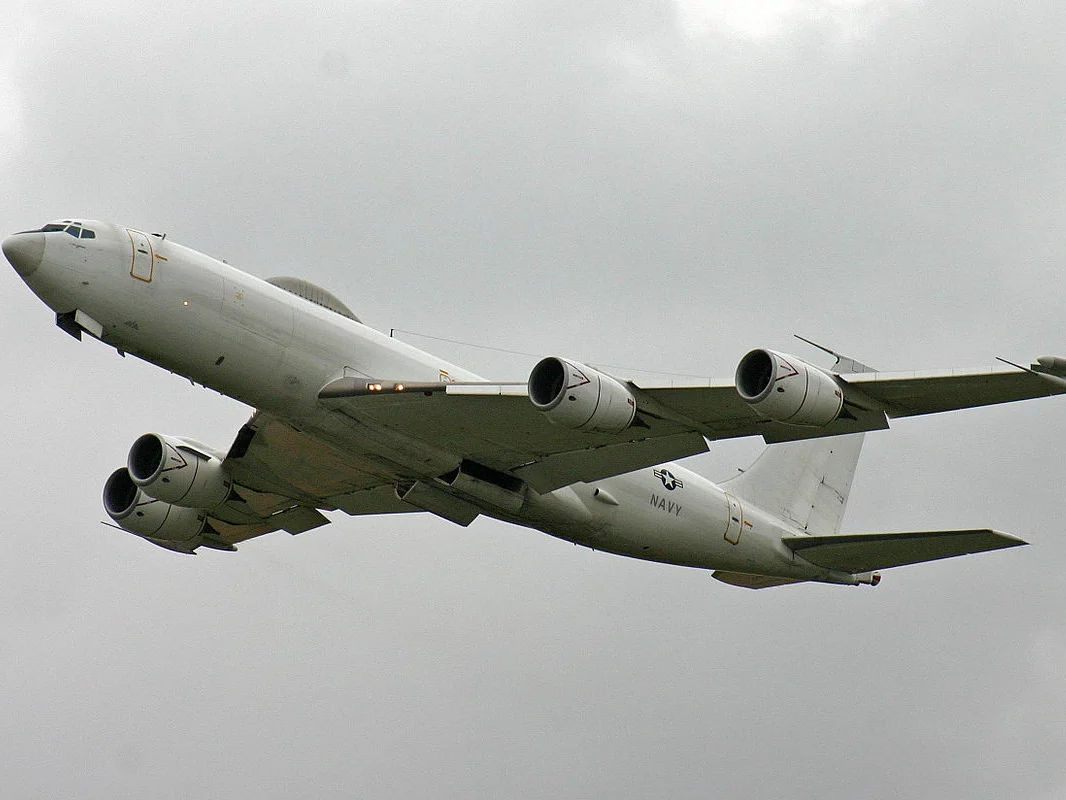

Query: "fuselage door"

xmin=127 ymin=229 xmax=154 ymax=282
xmin=724 ymin=493 xmax=743 ymax=545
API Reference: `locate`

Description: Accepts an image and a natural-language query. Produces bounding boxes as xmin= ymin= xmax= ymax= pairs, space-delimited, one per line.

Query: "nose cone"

xmin=2 ymin=233 xmax=45 ymax=278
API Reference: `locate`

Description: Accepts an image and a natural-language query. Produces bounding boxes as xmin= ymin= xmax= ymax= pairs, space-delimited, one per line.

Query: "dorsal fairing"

xmin=266 ymin=276 xmax=360 ymax=322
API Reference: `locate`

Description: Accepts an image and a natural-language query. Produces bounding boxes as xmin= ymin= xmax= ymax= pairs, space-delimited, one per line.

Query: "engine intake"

xmin=735 ymin=349 xmax=844 ymax=427
xmin=528 ymin=357 xmax=637 ymax=434
xmin=127 ymin=433 xmax=231 ymax=509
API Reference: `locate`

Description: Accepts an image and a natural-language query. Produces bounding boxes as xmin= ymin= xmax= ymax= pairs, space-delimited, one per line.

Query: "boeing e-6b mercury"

xmin=5 ymin=219 xmax=1062 ymax=588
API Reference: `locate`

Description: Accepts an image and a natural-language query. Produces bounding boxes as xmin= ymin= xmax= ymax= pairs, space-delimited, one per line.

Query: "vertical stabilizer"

xmin=721 ymin=341 xmax=875 ymax=537
xmin=719 ymin=433 xmax=864 ymax=536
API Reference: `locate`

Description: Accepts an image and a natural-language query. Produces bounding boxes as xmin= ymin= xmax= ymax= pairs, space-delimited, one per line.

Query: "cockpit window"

xmin=14 ymin=222 xmax=97 ymax=237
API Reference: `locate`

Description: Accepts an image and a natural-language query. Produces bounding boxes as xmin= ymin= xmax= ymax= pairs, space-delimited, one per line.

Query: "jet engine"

xmin=103 ymin=467 xmax=207 ymax=550
xmin=126 ymin=433 xmax=231 ymax=509
xmin=528 ymin=357 xmax=637 ymax=434
xmin=735 ymin=349 xmax=844 ymax=427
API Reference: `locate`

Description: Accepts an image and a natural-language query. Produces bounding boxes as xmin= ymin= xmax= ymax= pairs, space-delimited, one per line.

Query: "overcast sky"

xmin=3 ymin=1 xmax=1066 ymax=797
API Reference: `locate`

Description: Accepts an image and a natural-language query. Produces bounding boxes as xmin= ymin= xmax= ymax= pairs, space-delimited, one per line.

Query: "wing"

xmin=193 ymin=362 xmax=1065 ymax=549
xmin=782 ymin=529 xmax=1027 ymax=573
xmin=317 ymin=363 xmax=1066 ymax=489
xmin=316 ymin=380 xmax=888 ymax=494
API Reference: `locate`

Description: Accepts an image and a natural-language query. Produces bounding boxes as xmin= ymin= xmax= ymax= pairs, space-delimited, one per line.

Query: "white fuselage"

xmin=9 ymin=220 xmax=846 ymax=583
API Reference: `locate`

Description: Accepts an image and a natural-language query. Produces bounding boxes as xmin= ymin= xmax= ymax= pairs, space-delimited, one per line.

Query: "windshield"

xmin=20 ymin=221 xmax=96 ymax=239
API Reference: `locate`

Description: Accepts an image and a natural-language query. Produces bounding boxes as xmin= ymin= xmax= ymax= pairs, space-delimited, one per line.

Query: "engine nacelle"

xmin=735 ymin=349 xmax=844 ymax=427
xmin=126 ymin=433 xmax=231 ymax=509
xmin=103 ymin=468 xmax=207 ymax=549
xmin=528 ymin=357 xmax=637 ymax=434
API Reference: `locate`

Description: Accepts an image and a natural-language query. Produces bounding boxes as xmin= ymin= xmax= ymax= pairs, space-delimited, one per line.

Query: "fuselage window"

xmin=80 ymin=229 xmax=96 ymax=239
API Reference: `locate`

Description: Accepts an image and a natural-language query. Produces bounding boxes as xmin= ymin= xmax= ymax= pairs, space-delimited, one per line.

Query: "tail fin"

xmin=720 ymin=433 xmax=865 ymax=536
xmin=721 ymin=339 xmax=875 ymax=536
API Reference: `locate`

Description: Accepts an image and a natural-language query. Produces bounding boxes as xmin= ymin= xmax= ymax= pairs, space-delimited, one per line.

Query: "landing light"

xmin=318 ymin=378 xmax=452 ymax=399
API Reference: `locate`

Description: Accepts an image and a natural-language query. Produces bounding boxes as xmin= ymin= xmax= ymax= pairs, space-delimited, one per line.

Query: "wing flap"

xmin=783 ymin=529 xmax=1027 ymax=573
xmin=270 ymin=505 xmax=331 ymax=535
xmin=327 ymin=485 xmax=422 ymax=516
xmin=712 ymin=571 xmax=807 ymax=589
xmin=207 ymin=518 xmax=278 ymax=545
xmin=202 ymin=503 xmax=331 ymax=547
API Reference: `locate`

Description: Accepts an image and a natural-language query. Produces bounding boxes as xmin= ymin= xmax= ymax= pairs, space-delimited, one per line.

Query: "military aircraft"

xmin=4 ymin=219 xmax=1062 ymax=587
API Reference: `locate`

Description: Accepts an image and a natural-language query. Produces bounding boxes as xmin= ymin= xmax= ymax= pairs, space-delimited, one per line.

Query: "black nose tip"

xmin=2 ymin=233 xmax=45 ymax=277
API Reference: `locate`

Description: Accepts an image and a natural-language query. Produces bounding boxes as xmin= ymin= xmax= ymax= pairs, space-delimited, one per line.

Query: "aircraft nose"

xmin=2 ymin=233 xmax=45 ymax=278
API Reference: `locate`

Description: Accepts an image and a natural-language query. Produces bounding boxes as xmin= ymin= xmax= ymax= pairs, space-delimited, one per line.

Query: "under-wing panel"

xmin=223 ymin=412 xmax=390 ymax=501
xmin=783 ymin=529 xmax=1027 ymax=573
xmin=514 ymin=431 xmax=709 ymax=493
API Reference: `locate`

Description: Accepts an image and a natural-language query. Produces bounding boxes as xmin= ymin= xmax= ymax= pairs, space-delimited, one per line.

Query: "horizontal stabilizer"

xmin=783 ymin=529 xmax=1027 ymax=573
xmin=712 ymin=571 xmax=807 ymax=589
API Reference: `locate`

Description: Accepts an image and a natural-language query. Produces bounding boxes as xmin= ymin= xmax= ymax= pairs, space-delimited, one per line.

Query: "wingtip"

xmin=989 ymin=530 xmax=1029 ymax=548
xmin=1035 ymin=355 xmax=1066 ymax=377
xmin=996 ymin=356 xmax=1066 ymax=390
